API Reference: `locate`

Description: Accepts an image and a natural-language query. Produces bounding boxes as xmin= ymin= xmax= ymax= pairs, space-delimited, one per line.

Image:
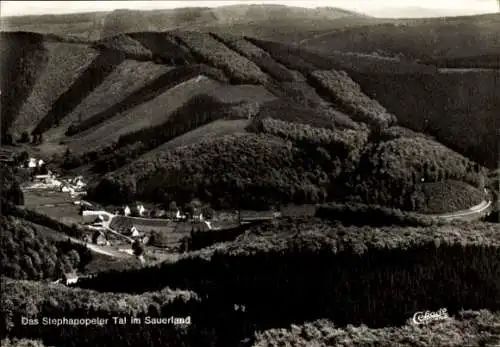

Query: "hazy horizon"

xmin=1 ymin=0 xmax=498 ymax=19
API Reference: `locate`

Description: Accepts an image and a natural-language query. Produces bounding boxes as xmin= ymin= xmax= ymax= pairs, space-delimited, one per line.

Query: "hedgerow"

xmin=309 ymin=70 xmax=397 ymax=130
xmin=174 ymin=31 xmax=268 ymax=84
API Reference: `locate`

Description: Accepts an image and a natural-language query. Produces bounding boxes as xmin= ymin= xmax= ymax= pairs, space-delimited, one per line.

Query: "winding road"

xmin=425 ymin=198 xmax=493 ymax=222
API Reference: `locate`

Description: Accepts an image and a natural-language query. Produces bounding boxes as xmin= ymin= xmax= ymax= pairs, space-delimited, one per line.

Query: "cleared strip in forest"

xmin=67 ymin=65 xmax=223 ymax=136
xmin=62 ymin=60 xmax=173 ymax=130
xmin=33 ymin=50 xmax=126 ymax=134
xmin=65 ymin=77 xmax=223 ymax=154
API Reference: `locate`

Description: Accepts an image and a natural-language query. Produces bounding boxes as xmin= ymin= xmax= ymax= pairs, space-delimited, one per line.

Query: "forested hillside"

xmin=301 ymin=13 xmax=500 ymax=60
xmin=0 ymin=216 xmax=91 ymax=280
xmin=74 ymin=219 xmax=500 ymax=332
xmin=349 ymin=137 xmax=483 ymax=209
xmin=0 ymin=30 xmax=493 ymax=214
xmin=0 ymin=32 xmax=48 ymax=138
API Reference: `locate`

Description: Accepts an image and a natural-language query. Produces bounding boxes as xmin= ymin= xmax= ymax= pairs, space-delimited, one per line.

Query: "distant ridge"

xmin=0 ymin=5 xmax=376 ymax=43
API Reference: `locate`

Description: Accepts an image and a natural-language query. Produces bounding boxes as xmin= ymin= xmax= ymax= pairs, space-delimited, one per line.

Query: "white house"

xmin=28 ymin=158 xmax=37 ymax=168
xmin=124 ymin=206 xmax=131 ymax=216
xmin=63 ymin=273 xmax=78 ymax=285
xmin=137 ymin=204 xmax=147 ymax=217
xmin=38 ymin=159 xmax=45 ymax=167
xmin=130 ymin=226 xmax=140 ymax=237
xmin=82 ymin=210 xmax=109 ymax=223
xmin=61 ymin=185 xmax=72 ymax=193
xmin=193 ymin=212 xmax=204 ymax=222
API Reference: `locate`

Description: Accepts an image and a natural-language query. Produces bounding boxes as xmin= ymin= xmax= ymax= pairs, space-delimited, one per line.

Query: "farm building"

xmin=191 ymin=221 xmax=212 ymax=232
xmin=63 ymin=272 xmax=78 ymax=285
xmin=27 ymin=158 xmax=37 ymax=168
xmin=136 ymin=204 xmax=146 ymax=216
xmin=82 ymin=210 xmax=111 ymax=223
xmin=123 ymin=206 xmax=131 ymax=216
xmin=129 ymin=226 xmax=141 ymax=237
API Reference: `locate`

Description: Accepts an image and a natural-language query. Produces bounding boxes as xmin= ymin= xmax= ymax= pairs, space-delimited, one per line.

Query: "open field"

xmin=143 ymin=119 xmax=250 ymax=155
xmin=65 ymin=76 xmax=223 ymax=152
xmin=23 ymin=189 xmax=74 ymax=207
xmin=301 ymin=13 xmax=500 ymax=59
xmin=35 ymin=205 xmax=83 ymax=226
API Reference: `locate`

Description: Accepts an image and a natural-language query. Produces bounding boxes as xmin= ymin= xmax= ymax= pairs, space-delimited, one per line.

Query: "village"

xmin=17 ymin=154 xmax=283 ymax=284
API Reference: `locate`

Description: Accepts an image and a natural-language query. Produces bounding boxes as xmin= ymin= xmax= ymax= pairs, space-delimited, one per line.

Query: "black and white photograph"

xmin=0 ymin=0 xmax=499 ymax=346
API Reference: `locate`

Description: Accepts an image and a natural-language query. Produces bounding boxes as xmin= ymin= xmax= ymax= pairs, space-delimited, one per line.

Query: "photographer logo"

xmin=412 ymin=308 xmax=449 ymax=325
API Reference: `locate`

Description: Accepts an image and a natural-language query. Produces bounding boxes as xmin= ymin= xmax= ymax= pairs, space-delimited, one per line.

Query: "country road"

xmin=426 ymin=199 xmax=493 ymax=222
xmin=65 ymin=235 xmax=132 ymax=258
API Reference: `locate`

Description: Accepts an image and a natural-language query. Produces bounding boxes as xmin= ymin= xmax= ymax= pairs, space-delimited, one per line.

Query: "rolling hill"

xmin=301 ymin=13 xmax=500 ymax=60
xmin=0 ymin=28 xmax=494 ymax=213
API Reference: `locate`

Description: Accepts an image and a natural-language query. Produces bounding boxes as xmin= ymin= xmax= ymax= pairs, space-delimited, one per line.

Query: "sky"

xmin=1 ymin=0 xmax=498 ymax=18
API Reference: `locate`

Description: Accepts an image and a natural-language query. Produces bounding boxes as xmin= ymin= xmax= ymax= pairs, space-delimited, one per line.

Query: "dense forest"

xmin=253 ymin=310 xmax=500 ymax=347
xmin=349 ymin=137 xmax=484 ymax=210
xmin=87 ymin=133 xmax=357 ymax=208
xmin=3 ymin=219 xmax=498 ymax=347
xmin=309 ymin=69 xmax=396 ymax=130
xmin=1 ymin=164 xmax=25 ymax=206
xmin=0 ymin=216 xmax=92 ymax=280
xmin=87 ymin=123 xmax=486 ymax=213
xmin=73 ymin=219 xmax=500 ymax=336
xmin=0 ymin=32 xmax=49 ymax=139
xmin=1 ymin=277 xmax=207 ymax=347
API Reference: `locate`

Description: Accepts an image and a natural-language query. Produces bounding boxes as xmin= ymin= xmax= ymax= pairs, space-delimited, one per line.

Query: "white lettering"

xmin=412 ymin=308 xmax=449 ymax=325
